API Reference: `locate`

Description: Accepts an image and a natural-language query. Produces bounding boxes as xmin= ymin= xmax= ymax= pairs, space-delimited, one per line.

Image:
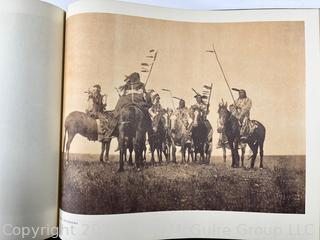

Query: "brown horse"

xmin=190 ymin=108 xmax=212 ymax=163
xmin=169 ymin=114 xmax=194 ymax=163
xmin=118 ymin=105 xmax=149 ymax=172
xmin=217 ymin=119 xmax=247 ymax=165
xmin=149 ymin=111 xmax=168 ymax=164
xmin=217 ymin=102 xmax=266 ymax=168
xmin=63 ymin=111 xmax=112 ymax=163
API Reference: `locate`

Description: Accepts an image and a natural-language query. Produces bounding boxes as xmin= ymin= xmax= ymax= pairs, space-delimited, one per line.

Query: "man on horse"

xmin=191 ymin=93 xmax=212 ymax=130
xmin=103 ymin=72 xmax=152 ymax=140
xmin=172 ymin=98 xmax=191 ymax=134
xmin=85 ymin=84 xmax=107 ymax=141
xmin=149 ymin=92 xmax=167 ymax=131
xmin=232 ymin=88 xmax=252 ymax=141
xmin=86 ymin=84 xmax=106 ymax=118
xmin=174 ymin=99 xmax=189 ymax=123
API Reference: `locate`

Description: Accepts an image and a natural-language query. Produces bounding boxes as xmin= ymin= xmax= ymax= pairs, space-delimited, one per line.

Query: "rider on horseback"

xmin=174 ymin=99 xmax=189 ymax=123
xmin=232 ymin=88 xmax=252 ymax=141
xmin=173 ymin=99 xmax=190 ymax=134
xmin=85 ymin=84 xmax=107 ymax=141
xmin=149 ymin=92 xmax=166 ymax=131
xmin=103 ymin=72 xmax=152 ymax=140
xmin=191 ymin=93 xmax=212 ymax=130
xmin=86 ymin=84 xmax=106 ymax=118
xmin=149 ymin=92 xmax=162 ymax=118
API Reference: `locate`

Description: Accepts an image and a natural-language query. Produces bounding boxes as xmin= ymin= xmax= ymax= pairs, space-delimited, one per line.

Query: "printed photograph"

xmin=60 ymin=13 xmax=305 ymax=215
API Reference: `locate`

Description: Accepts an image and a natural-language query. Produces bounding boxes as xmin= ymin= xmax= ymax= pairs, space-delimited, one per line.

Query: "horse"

xmin=118 ymin=105 xmax=149 ymax=172
xmin=63 ymin=111 xmax=113 ymax=163
xmin=217 ymin=119 xmax=247 ymax=164
xmin=217 ymin=101 xmax=266 ymax=168
xmin=149 ymin=111 xmax=168 ymax=165
xmin=189 ymin=107 xmax=212 ymax=163
xmin=167 ymin=110 xmax=194 ymax=163
xmin=220 ymin=141 xmax=247 ymax=165
xmin=120 ymin=138 xmax=147 ymax=167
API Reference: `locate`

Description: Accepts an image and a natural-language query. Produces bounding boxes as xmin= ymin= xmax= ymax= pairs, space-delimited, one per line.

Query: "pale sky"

xmin=63 ymin=13 xmax=305 ymax=155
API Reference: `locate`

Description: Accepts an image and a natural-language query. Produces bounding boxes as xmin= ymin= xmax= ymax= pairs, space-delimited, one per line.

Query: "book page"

xmin=0 ymin=0 xmax=64 ymax=239
xmin=60 ymin=1 xmax=320 ymax=239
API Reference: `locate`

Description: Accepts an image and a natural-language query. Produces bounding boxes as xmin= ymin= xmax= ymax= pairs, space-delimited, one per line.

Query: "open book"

xmin=1 ymin=0 xmax=320 ymax=239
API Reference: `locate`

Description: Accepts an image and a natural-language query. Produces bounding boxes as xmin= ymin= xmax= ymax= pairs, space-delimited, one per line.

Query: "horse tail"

xmin=62 ymin=125 xmax=67 ymax=153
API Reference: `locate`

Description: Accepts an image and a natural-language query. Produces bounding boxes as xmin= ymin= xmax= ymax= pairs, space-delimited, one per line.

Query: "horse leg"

xmin=166 ymin=146 xmax=170 ymax=161
xmin=156 ymin=147 xmax=160 ymax=163
xmin=188 ymin=145 xmax=193 ymax=163
xmin=159 ymin=143 xmax=163 ymax=163
xmin=168 ymin=142 xmax=171 ymax=161
xmin=143 ymin=145 xmax=146 ymax=161
xmin=163 ymin=142 xmax=169 ymax=162
xmin=259 ymin=142 xmax=264 ymax=168
xmin=159 ymin=144 xmax=163 ymax=163
xmin=194 ymin=151 xmax=198 ymax=163
xmin=135 ymin=132 xmax=145 ymax=169
xmin=119 ymin=148 xmax=125 ymax=172
xmin=118 ymin=146 xmax=125 ymax=172
xmin=150 ymin=143 xmax=155 ymax=165
xmin=128 ymin=147 xmax=133 ymax=166
xmin=172 ymin=142 xmax=177 ymax=163
xmin=249 ymin=142 xmax=259 ymax=169
xmin=206 ymin=146 xmax=211 ymax=164
xmin=222 ymin=146 xmax=227 ymax=163
xmin=127 ymin=139 xmax=133 ymax=166
xmin=234 ymin=140 xmax=240 ymax=168
xmin=200 ymin=145 xmax=205 ymax=164
xmin=186 ymin=143 xmax=191 ymax=163
xmin=229 ymin=141 xmax=236 ymax=168
xmin=105 ymin=138 xmax=111 ymax=161
xmin=100 ymin=142 xmax=106 ymax=162
xmin=241 ymin=145 xmax=246 ymax=167
xmin=104 ymin=138 xmax=111 ymax=162
xmin=181 ymin=144 xmax=186 ymax=164
xmin=118 ymin=129 xmax=125 ymax=172
xmin=133 ymin=138 xmax=140 ymax=169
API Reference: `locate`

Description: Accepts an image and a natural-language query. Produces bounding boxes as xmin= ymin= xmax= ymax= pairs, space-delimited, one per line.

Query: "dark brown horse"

xmin=118 ymin=105 xmax=149 ymax=172
xmin=217 ymin=119 xmax=247 ymax=164
xmin=63 ymin=111 xmax=112 ymax=163
xmin=217 ymin=102 xmax=266 ymax=168
xmin=190 ymin=108 xmax=212 ymax=163
xmin=149 ymin=111 xmax=168 ymax=164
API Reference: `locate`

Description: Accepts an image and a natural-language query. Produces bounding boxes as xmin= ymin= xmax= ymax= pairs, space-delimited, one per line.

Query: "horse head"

xmin=152 ymin=111 xmax=166 ymax=132
xmin=217 ymin=99 xmax=229 ymax=128
xmin=190 ymin=106 xmax=202 ymax=128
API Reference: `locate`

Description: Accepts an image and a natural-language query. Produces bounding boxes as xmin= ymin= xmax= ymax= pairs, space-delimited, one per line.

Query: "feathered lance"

xmin=206 ymin=83 xmax=213 ymax=112
xmin=207 ymin=43 xmax=236 ymax=105
xmin=143 ymin=50 xmax=158 ymax=88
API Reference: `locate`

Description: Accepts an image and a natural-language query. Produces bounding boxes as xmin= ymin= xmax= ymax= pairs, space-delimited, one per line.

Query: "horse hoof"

xmin=117 ymin=168 xmax=124 ymax=172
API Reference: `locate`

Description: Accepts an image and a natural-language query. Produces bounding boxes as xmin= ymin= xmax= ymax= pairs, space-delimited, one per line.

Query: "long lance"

xmin=145 ymin=50 xmax=158 ymax=87
xmin=209 ymin=43 xmax=236 ymax=105
xmin=207 ymin=83 xmax=213 ymax=112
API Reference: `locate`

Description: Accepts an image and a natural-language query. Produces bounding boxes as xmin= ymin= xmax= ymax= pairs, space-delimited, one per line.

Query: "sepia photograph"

xmin=60 ymin=13 xmax=305 ymax=215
